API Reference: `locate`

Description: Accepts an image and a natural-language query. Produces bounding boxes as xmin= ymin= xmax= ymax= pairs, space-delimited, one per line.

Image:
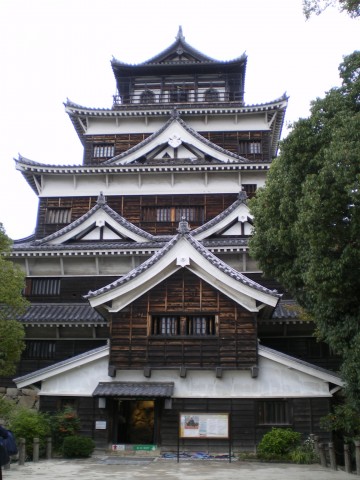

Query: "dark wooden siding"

xmin=35 ymin=194 xmax=238 ymax=238
xmin=82 ymin=130 xmax=271 ymax=165
xmin=110 ymin=269 xmax=257 ymax=369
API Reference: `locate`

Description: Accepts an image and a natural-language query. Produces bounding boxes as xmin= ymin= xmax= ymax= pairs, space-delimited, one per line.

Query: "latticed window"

xmin=45 ymin=208 xmax=71 ymax=224
xmin=169 ymin=86 xmax=188 ymax=103
xmin=257 ymin=400 xmax=291 ymax=425
xmin=239 ymin=140 xmax=262 ymax=155
xmin=151 ymin=316 xmax=180 ymax=335
xmin=93 ymin=144 xmax=115 ymax=158
xmin=142 ymin=206 xmax=204 ymax=223
xmin=186 ymin=315 xmax=216 ymax=335
xmin=23 ymin=341 xmax=56 ymax=360
xmin=31 ymin=278 xmax=61 ymax=296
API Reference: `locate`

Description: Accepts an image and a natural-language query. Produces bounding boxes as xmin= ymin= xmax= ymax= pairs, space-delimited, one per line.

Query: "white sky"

xmin=0 ymin=0 xmax=358 ymax=240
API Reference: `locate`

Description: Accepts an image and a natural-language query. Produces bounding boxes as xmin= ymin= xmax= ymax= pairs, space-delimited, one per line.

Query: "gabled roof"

xmin=33 ymin=192 xmax=156 ymax=246
xmin=104 ymin=112 xmax=247 ymax=166
xmin=192 ymin=191 xmax=253 ymax=240
xmin=85 ymin=219 xmax=280 ymax=315
xmin=111 ymin=26 xmax=247 ymax=69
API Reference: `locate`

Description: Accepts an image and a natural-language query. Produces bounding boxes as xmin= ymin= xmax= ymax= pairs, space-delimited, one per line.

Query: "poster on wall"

xmin=179 ymin=413 xmax=229 ymax=439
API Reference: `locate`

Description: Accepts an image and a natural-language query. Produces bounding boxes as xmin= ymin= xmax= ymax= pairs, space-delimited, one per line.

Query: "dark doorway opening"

xmin=114 ymin=399 xmax=155 ymax=444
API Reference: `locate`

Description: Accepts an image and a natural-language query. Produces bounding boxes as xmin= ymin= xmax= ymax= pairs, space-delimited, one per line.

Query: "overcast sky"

xmin=0 ymin=0 xmax=358 ymax=240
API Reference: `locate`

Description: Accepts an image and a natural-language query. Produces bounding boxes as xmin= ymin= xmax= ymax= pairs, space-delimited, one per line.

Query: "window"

xmin=45 ymin=208 xmax=71 ymax=224
xmin=204 ymin=88 xmax=219 ymax=102
xmin=239 ymin=140 xmax=262 ymax=156
xmin=242 ymin=184 xmax=257 ymax=198
xmin=23 ymin=341 xmax=56 ymax=360
xmin=186 ymin=315 xmax=216 ymax=336
xmin=31 ymin=278 xmax=61 ymax=296
xmin=257 ymin=400 xmax=291 ymax=425
xmin=93 ymin=144 xmax=115 ymax=158
xmin=140 ymin=90 xmax=155 ymax=104
xmin=142 ymin=206 xmax=204 ymax=223
xmin=151 ymin=316 xmax=180 ymax=335
xmin=169 ymin=87 xmax=188 ymax=103
xmin=150 ymin=314 xmax=217 ymax=336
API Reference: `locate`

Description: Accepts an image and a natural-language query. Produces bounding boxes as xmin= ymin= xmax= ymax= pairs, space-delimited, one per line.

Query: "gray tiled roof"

xmin=85 ymin=228 xmax=280 ymax=300
xmin=93 ymin=381 xmax=174 ymax=397
xmin=0 ymin=303 xmax=106 ymax=325
xmin=33 ymin=196 xmax=155 ymax=246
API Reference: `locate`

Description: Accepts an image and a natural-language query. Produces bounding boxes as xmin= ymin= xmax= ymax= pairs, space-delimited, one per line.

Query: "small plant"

xmin=51 ymin=407 xmax=81 ymax=451
xmin=62 ymin=435 xmax=95 ymax=458
xmin=289 ymin=435 xmax=319 ymax=464
xmin=257 ymin=428 xmax=301 ymax=460
xmin=8 ymin=407 xmax=51 ymax=458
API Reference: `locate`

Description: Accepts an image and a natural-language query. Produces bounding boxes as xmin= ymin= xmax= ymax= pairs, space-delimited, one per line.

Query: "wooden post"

xmin=33 ymin=438 xmax=39 ymax=463
xmin=18 ymin=438 xmax=26 ymax=465
xmin=313 ymin=435 xmax=319 ymax=455
xmin=46 ymin=437 xmax=52 ymax=459
xmin=328 ymin=442 xmax=337 ymax=470
xmin=318 ymin=443 xmax=327 ymax=467
xmin=344 ymin=444 xmax=352 ymax=474
xmin=355 ymin=440 xmax=360 ymax=475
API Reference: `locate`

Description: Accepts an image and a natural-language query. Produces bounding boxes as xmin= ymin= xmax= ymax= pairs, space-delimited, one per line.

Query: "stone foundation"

xmin=0 ymin=386 xmax=39 ymax=411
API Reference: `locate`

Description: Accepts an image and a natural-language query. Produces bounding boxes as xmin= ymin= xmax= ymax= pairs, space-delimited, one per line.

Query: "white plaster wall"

xmin=39 ymin=355 xmax=331 ymax=398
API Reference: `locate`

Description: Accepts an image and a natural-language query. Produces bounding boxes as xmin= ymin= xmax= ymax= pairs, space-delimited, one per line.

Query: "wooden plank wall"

xmin=36 ymin=194 xmax=238 ymax=238
xmin=83 ymin=131 xmax=271 ymax=165
xmin=110 ymin=269 xmax=257 ymax=369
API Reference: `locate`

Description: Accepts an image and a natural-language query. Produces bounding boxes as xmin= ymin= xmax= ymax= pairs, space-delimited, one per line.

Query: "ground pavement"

xmin=1 ymin=456 xmax=358 ymax=480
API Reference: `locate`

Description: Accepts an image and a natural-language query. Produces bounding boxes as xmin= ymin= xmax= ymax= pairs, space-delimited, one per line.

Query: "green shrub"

xmin=50 ymin=407 xmax=81 ymax=451
xmin=288 ymin=435 xmax=319 ymax=464
xmin=62 ymin=435 xmax=95 ymax=458
xmin=8 ymin=407 xmax=51 ymax=458
xmin=0 ymin=396 xmax=16 ymax=421
xmin=257 ymin=428 xmax=301 ymax=460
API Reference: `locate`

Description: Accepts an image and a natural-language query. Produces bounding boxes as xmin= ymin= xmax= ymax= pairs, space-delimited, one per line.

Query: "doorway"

xmin=114 ymin=399 xmax=155 ymax=444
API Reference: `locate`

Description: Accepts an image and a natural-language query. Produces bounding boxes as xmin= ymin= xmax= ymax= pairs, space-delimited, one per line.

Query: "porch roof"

xmin=93 ymin=381 xmax=174 ymax=398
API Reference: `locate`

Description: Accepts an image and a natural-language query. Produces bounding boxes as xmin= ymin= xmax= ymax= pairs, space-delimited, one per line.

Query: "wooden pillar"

xmin=46 ymin=437 xmax=52 ymax=459
xmin=33 ymin=438 xmax=39 ymax=462
xmin=318 ymin=443 xmax=327 ymax=467
xmin=18 ymin=438 xmax=26 ymax=465
xmin=355 ymin=440 xmax=360 ymax=475
xmin=344 ymin=444 xmax=352 ymax=474
xmin=328 ymin=442 xmax=337 ymax=470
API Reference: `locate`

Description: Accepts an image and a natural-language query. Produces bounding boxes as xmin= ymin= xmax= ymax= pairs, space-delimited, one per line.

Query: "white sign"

xmin=95 ymin=421 xmax=107 ymax=430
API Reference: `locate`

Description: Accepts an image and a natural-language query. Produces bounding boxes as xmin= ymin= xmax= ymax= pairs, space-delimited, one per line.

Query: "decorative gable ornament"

xmin=168 ymin=134 xmax=182 ymax=148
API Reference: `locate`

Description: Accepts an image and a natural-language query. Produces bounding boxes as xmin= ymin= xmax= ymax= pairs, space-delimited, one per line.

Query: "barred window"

xmin=151 ymin=316 xmax=180 ymax=335
xmin=24 ymin=341 xmax=56 ymax=360
xmin=186 ymin=315 xmax=216 ymax=336
xmin=45 ymin=208 xmax=71 ymax=224
xmin=31 ymin=278 xmax=61 ymax=296
xmin=93 ymin=144 xmax=115 ymax=158
xmin=257 ymin=400 xmax=291 ymax=425
xmin=142 ymin=206 xmax=204 ymax=223
xmin=239 ymin=140 xmax=262 ymax=155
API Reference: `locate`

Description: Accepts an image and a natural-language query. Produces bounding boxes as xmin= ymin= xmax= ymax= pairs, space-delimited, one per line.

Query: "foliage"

xmin=320 ymin=403 xmax=360 ymax=440
xmin=51 ymin=407 xmax=81 ymax=451
xmin=0 ymin=396 xmax=16 ymax=421
xmin=249 ymin=51 xmax=360 ymax=411
xmin=289 ymin=435 xmax=319 ymax=464
xmin=303 ymin=0 xmax=360 ymax=18
xmin=8 ymin=407 xmax=51 ymax=458
xmin=0 ymin=223 xmax=28 ymax=376
xmin=62 ymin=435 xmax=95 ymax=458
xmin=257 ymin=428 xmax=301 ymax=460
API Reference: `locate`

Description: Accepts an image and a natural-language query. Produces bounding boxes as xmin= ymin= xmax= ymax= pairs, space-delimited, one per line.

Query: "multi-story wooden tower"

xmin=7 ymin=28 xmax=341 ymax=453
